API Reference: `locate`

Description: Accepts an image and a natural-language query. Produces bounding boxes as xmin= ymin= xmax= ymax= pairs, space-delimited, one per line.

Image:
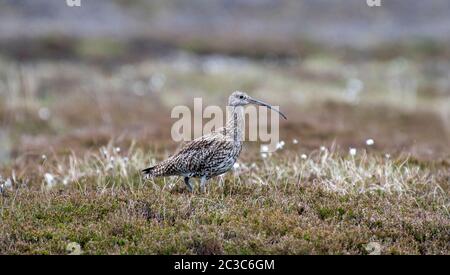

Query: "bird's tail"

xmin=142 ymin=166 xmax=156 ymax=176
xmin=142 ymin=160 xmax=172 ymax=177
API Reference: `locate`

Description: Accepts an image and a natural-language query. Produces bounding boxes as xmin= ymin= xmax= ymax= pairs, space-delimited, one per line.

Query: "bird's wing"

xmin=170 ymin=133 xmax=234 ymax=175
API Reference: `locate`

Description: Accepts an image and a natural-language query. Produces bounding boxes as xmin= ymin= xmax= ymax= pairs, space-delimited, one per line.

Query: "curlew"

xmin=142 ymin=91 xmax=287 ymax=192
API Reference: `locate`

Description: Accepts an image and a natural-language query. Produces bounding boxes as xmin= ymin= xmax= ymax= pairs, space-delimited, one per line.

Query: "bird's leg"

xmin=184 ymin=177 xmax=193 ymax=192
xmin=200 ymin=176 xmax=207 ymax=193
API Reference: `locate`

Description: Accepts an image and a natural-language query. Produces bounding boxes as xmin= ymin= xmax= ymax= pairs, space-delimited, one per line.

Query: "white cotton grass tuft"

xmin=349 ymin=148 xmax=357 ymax=156
xmin=66 ymin=242 xmax=82 ymax=255
xmin=261 ymin=152 xmax=268 ymax=158
xmin=4 ymin=178 xmax=12 ymax=189
xmin=149 ymin=73 xmax=166 ymax=91
xmin=301 ymin=154 xmax=307 ymax=160
xmin=260 ymin=145 xmax=269 ymax=153
xmin=276 ymin=141 xmax=285 ymax=150
xmin=44 ymin=173 xmax=56 ymax=188
xmin=345 ymin=78 xmax=364 ymax=103
xmin=366 ymin=139 xmax=375 ymax=146
xmin=38 ymin=107 xmax=51 ymax=121
xmin=1 ymin=178 xmax=13 ymax=192
xmin=292 ymin=139 xmax=299 ymax=144
xmin=320 ymin=146 xmax=326 ymax=152
xmin=233 ymin=162 xmax=240 ymax=169
xmin=63 ymin=178 xmax=69 ymax=185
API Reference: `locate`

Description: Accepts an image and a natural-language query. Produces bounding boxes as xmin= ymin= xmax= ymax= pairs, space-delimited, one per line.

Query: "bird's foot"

xmin=184 ymin=177 xmax=193 ymax=192
xmin=200 ymin=176 xmax=207 ymax=193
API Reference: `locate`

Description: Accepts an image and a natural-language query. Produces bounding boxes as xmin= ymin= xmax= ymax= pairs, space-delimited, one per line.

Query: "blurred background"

xmin=0 ymin=0 xmax=449 ymax=172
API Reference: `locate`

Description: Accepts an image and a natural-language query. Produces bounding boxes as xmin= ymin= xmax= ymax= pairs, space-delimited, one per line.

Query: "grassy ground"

xmin=1 ymin=146 xmax=448 ymax=254
xmin=0 ymin=48 xmax=449 ymax=254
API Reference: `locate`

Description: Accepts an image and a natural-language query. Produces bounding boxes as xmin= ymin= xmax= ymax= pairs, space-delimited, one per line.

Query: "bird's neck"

xmin=225 ymin=106 xmax=244 ymax=142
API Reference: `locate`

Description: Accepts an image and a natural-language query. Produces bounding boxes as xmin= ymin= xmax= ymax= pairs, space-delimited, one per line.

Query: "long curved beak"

xmin=248 ymin=97 xmax=287 ymax=120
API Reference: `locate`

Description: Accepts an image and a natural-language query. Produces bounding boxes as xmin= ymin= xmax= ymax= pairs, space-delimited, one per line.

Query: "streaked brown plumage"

xmin=142 ymin=91 xmax=287 ymax=192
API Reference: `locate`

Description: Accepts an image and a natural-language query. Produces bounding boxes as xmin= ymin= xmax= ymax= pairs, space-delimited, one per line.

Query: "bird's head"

xmin=228 ymin=91 xmax=287 ymax=119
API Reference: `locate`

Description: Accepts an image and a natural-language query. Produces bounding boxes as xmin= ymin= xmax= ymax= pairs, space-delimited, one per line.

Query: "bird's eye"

xmin=239 ymin=95 xmax=244 ymax=99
